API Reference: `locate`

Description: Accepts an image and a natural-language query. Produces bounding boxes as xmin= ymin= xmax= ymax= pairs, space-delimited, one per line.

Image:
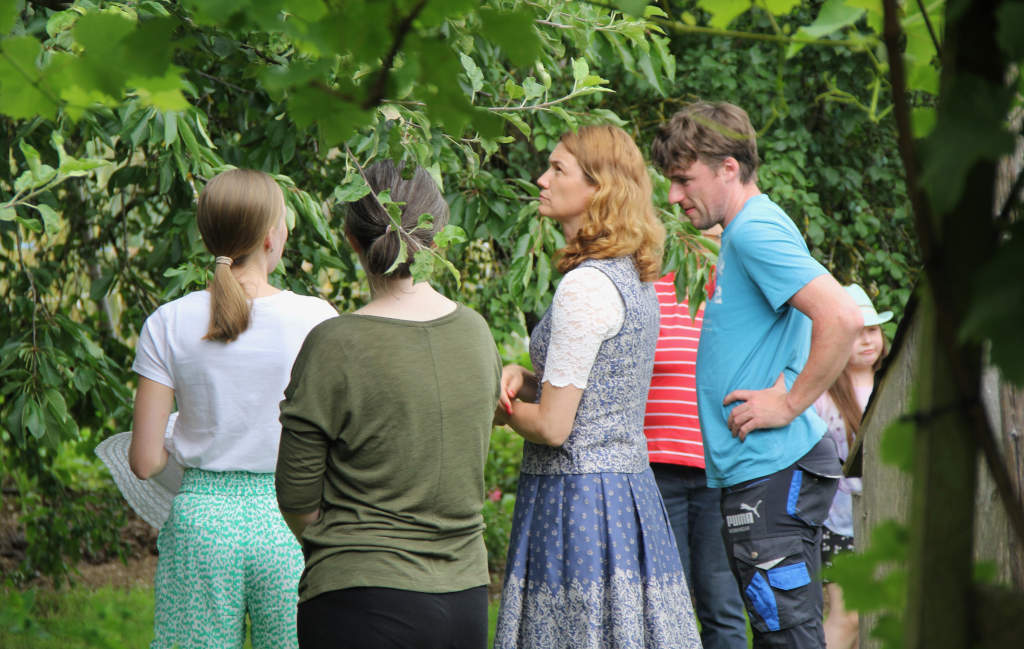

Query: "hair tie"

xmin=215 ymin=255 xmax=233 ymax=266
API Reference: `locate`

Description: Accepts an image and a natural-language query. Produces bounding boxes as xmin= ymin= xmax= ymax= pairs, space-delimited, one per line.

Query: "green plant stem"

xmin=648 ymin=17 xmax=876 ymax=51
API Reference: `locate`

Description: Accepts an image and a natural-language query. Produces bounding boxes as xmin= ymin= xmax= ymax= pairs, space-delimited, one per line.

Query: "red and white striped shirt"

xmin=644 ymin=274 xmax=706 ymax=468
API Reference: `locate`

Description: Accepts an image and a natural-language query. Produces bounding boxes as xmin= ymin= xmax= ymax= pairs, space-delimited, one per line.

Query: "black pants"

xmin=297 ymin=585 xmax=488 ymax=649
xmin=720 ymin=436 xmax=841 ymax=649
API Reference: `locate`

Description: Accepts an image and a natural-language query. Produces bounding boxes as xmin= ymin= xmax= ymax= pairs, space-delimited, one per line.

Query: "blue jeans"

xmin=653 ymin=463 xmax=748 ymax=649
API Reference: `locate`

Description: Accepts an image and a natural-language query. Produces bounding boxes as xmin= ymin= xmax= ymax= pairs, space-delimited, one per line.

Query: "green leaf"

xmin=536 ymin=252 xmax=551 ymax=293
xmin=535 ymin=62 xmax=552 ymax=90
xmin=763 ymin=0 xmax=801 ymax=14
xmin=133 ymin=67 xmax=190 ymax=111
xmin=385 ymin=237 xmax=408 ymax=274
xmin=499 ymin=112 xmax=531 ymax=137
xmin=434 ymin=224 xmax=467 ymax=247
xmin=787 ymin=0 xmax=865 ymax=58
xmin=58 ymin=157 xmax=109 ymax=178
xmin=438 ymin=256 xmax=461 ymax=287
xmin=0 ymin=36 xmax=59 ymax=120
xmin=34 ymin=204 xmax=60 ymax=236
xmin=416 ymin=213 xmax=434 ymax=231
xmin=409 ymin=248 xmax=434 ymax=283
xmin=577 ymin=74 xmax=608 ymax=89
xmin=504 ymin=79 xmax=524 ymax=100
xmin=479 ymin=7 xmax=542 ymax=68
xmin=23 ymin=398 xmax=45 ymax=440
xmin=44 ymin=388 xmax=68 ymax=422
xmin=120 ymin=15 xmax=177 ymax=78
xmin=613 ymin=0 xmax=647 ymax=16
xmin=698 ymin=0 xmax=751 ymax=29
xmin=16 ymin=215 xmax=40 ymax=232
xmin=522 ymin=76 xmax=545 ymax=100
xmin=910 ymin=106 xmax=936 ymax=139
xmin=45 ymin=7 xmax=78 ymax=37
xmin=19 ymin=140 xmax=42 ymax=175
xmin=0 ymin=0 xmax=21 ymax=34
xmin=70 ymin=12 xmax=136 ymax=97
xmin=919 ymin=75 xmax=1015 ymax=214
xmin=960 ymin=228 xmax=1024 ymax=384
xmin=636 ymin=52 xmax=664 ymax=96
xmin=0 ymin=206 xmax=15 ymax=221
xmin=72 ymin=367 xmax=96 ymax=393
xmin=460 ymin=53 xmax=484 ymax=95
xmin=163 ymin=111 xmax=179 ymax=146
xmin=550 ymin=106 xmax=576 ymax=131
xmin=334 ymin=175 xmax=372 ymax=203
xmin=571 ymin=58 xmax=590 ymax=86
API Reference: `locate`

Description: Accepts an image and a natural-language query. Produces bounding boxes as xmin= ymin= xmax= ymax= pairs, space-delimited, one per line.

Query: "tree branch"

xmin=14 ymin=225 xmax=39 ymax=352
xmin=194 ymin=70 xmax=253 ymax=95
xmin=883 ymin=0 xmax=1024 ymax=551
xmin=363 ymin=0 xmax=429 ymax=110
xmin=915 ymin=0 xmax=943 ymax=60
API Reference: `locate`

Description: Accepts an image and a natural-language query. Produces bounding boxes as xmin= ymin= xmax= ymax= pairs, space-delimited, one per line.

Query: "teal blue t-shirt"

xmin=697 ymin=194 xmax=828 ymax=487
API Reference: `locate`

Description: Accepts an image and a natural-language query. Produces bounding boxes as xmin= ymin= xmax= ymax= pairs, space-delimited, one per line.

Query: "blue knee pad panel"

xmin=743 ymin=562 xmax=811 ymax=632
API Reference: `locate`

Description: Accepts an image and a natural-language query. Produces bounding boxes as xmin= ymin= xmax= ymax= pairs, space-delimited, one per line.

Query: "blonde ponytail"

xmin=196 ymin=169 xmax=284 ymax=343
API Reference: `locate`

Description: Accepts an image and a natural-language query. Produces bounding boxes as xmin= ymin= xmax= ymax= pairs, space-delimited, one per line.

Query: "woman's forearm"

xmin=130 ymin=376 xmax=174 ymax=479
xmin=506 ymin=382 xmax=584 ymax=447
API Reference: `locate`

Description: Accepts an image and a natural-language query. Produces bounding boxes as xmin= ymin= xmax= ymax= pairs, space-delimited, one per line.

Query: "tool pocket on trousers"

xmin=789 ymin=438 xmax=841 ymax=526
xmin=732 ymin=535 xmax=814 ymax=633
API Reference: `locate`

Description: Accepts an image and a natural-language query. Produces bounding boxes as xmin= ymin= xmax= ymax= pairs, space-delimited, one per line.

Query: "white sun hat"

xmin=95 ymin=413 xmax=183 ymax=530
xmin=844 ymin=284 xmax=893 ymax=327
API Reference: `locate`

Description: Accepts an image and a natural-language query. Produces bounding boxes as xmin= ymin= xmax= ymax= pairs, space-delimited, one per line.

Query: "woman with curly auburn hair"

xmin=494 ymin=125 xmax=700 ymax=649
xmin=555 ymin=124 xmax=665 ymax=282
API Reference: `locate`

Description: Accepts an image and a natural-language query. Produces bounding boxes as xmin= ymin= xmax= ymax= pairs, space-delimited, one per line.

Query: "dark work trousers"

xmin=296 ymin=585 xmax=488 ymax=649
xmin=652 ymin=463 xmax=749 ymax=649
xmin=720 ymin=436 xmax=841 ymax=649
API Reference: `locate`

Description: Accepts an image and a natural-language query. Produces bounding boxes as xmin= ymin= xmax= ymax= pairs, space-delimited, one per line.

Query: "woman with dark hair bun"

xmin=130 ymin=168 xmax=337 ymax=649
xmin=276 ymin=160 xmax=502 ymax=649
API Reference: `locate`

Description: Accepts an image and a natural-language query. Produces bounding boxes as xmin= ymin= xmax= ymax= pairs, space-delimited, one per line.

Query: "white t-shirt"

xmin=541 ymin=267 xmax=624 ymax=389
xmin=133 ymin=290 xmax=337 ymax=473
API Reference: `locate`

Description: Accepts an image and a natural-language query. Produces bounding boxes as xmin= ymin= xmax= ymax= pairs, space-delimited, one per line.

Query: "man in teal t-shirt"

xmin=651 ymin=101 xmax=862 ymax=649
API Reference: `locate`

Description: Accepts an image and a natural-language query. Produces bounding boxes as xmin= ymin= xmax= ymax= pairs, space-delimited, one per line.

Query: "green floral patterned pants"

xmin=152 ymin=470 xmax=303 ymax=649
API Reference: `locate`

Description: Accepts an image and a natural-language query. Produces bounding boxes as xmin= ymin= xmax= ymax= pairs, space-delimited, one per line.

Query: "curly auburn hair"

xmin=555 ymin=125 xmax=665 ymax=282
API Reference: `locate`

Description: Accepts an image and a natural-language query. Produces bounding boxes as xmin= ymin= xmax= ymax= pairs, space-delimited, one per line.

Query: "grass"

xmin=0 ymin=584 xmax=157 ymax=649
xmin=0 ymin=583 xmax=503 ymax=648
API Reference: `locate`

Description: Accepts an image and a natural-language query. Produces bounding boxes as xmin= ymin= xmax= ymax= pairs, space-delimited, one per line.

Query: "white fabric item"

xmin=95 ymin=414 xmax=183 ymax=529
xmin=541 ymin=266 xmax=624 ymax=389
xmin=133 ymin=290 xmax=336 ymax=473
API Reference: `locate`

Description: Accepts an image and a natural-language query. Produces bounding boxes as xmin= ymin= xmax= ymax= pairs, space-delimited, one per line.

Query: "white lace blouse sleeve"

xmin=541 ymin=267 xmax=625 ymax=389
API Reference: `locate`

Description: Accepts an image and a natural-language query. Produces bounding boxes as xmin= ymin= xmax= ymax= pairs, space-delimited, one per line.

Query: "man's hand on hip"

xmin=723 ymin=373 xmax=799 ymax=441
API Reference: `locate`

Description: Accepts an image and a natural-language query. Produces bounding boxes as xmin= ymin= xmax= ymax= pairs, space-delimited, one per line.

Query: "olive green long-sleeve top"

xmin=276 ymin=306 xmax=502 ymax=603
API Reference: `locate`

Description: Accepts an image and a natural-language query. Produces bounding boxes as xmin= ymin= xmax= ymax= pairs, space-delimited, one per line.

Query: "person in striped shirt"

xmin=644 ymin=229 xmax=748 ymax=649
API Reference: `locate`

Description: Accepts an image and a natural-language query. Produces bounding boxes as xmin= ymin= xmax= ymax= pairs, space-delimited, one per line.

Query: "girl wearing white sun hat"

xmin=814 ymin=283 xmax=892 ymax=649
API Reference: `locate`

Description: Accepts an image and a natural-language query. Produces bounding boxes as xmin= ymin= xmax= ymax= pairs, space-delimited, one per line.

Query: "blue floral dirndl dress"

xmin=494 ymin=257 xmax=702 ymax=649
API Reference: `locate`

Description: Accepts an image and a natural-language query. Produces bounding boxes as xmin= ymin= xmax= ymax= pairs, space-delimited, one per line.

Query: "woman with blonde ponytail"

xmin=129 ymin=169 xmax=336 ymax=649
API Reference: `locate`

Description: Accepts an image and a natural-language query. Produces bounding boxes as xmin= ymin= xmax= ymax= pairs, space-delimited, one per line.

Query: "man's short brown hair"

xmin=651 ymin=101 xmax=760 ymax=184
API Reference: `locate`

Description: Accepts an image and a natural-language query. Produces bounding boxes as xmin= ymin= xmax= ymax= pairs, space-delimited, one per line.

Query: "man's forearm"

xmin=786 ymin=310 xmax=862 ymax=416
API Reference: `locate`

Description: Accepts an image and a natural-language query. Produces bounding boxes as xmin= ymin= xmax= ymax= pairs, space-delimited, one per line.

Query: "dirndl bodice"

xmin=522 ymin=256 xmax=659 ymax=475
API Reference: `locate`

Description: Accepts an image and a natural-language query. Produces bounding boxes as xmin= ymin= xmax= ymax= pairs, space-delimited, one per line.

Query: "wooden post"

xmin=902 ymin=290 xmax=977 ymax=649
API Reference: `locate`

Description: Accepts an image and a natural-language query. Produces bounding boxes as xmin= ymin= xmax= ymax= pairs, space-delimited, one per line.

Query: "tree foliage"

xmin=2 ymin=3 xmax=1020 ymax=615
